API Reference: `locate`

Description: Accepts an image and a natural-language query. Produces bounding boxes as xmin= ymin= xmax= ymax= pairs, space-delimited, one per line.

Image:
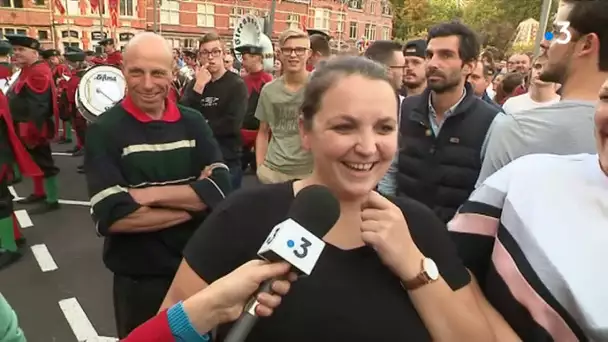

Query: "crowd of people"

xmin=1 ymin=0 xmax=608 ymax=340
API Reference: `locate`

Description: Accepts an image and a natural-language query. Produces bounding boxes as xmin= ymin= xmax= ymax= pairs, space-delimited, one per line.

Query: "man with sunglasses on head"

xmin=255 ymin=29 xmax=313 ymax=184
xmin=181 ymin=32 xmax=248 ymax=189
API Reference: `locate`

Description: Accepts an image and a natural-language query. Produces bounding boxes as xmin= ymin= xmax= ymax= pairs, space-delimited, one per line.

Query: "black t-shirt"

xmin=184 ymin=181 xmax=471 ymax=342
xmin=180 ymin=71 xmax=248 ymax=165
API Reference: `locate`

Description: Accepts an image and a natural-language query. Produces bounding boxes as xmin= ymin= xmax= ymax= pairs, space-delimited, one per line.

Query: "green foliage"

xmin=391 ymin=0 xmax=559 ymax=54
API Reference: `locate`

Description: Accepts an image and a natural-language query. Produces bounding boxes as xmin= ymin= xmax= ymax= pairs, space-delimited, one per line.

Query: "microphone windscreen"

xmin=288 ymin=185 xmax=340 ymax=239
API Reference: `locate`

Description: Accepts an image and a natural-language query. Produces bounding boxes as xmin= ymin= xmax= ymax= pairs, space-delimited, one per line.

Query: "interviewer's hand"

xmin=182 ymin=260 xmax=297 ymax=334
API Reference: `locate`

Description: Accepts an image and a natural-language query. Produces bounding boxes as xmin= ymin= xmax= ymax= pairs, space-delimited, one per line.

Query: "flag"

xmin=54 ymin=0 xmax=65 ymax=14
xmin=109 ymin=0 xmax=118 ymax=27
xmin=89 ymin=0 xmax=99 ymax=13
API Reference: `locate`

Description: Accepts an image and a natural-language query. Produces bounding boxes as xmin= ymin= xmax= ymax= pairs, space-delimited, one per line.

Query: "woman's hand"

xmin=182 ymin=260 xmax=297 ymax=334
xmin=360 ymin=191 xmax=424 ymax=280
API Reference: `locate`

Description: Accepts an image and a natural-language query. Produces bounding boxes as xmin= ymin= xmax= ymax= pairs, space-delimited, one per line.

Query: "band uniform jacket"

xmin=0 ymin=91 xmax=43 ymax=182
xmin=6 ymin=61 xmax=58 ymax=147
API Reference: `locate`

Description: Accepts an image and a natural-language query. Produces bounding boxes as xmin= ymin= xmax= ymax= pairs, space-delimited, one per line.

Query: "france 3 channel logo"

xmin=544 ymin=21 xmax=571 ymax=44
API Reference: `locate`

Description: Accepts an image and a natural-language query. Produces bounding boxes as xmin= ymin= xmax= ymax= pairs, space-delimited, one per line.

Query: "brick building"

xmin=0 ymin=0 xmax=392 ymax=51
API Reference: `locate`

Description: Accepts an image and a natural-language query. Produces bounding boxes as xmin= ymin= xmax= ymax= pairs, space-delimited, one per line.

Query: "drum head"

xmin=77 ymin=65 xmax=126 ymax=121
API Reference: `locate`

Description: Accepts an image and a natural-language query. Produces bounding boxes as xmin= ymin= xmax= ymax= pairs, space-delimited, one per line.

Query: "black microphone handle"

xmin=223 ymin=278 xmax=276 ymax=342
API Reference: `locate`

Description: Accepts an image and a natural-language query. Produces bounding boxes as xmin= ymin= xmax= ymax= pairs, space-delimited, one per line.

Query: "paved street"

xmin=0 ymin=141 xmax=257 ymax=342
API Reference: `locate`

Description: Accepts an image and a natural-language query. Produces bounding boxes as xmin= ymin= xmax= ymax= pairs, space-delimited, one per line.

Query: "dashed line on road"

xmin=59 ymin=297 xmax=99 ymax=342
xmin=9 ymin=185 xmax=90 ymax=206
xmin=52 ymin=152 xmax=75 ymax=156
xmin=31 ymin=244 xmax=58 ymax=272
xmin=14 ymin=209 xmax=33 ymax=228
xmin=8 ymin=185 xmax=18 ymax=199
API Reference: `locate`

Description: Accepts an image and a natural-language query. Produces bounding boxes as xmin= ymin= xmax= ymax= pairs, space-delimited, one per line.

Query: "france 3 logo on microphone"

xmin=544 ymin=21 xmax=571 ymax=45
xmin=257 ymin=219 xmax=326 ymax=276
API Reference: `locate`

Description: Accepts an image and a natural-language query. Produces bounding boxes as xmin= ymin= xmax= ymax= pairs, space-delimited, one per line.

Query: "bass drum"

xmin=76 ymin=64 xmax=126 ymax=122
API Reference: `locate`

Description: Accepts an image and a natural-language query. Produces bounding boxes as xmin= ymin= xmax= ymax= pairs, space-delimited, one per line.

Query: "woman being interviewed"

xmin=160 ymin=56 xmax=494 ymax=341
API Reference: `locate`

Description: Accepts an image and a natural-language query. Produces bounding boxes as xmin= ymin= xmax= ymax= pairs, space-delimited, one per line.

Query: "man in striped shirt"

xmin=84 ymin=32 xmax=232 ymax=339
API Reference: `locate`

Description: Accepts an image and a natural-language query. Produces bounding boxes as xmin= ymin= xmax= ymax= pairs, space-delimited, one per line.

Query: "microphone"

xmin=223 ymin=185 xmax=340 ymax=342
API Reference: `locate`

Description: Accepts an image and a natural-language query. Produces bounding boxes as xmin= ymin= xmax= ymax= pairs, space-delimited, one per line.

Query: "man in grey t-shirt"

xmin=477 ymin=0 xmax=608 ymax=185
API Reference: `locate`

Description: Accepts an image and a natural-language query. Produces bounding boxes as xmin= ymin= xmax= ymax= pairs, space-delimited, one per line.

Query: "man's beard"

xmin=427 ymin=76 xmax=460 ymax=93
xmin=403 ymin=77 xmax=424 ymax=89
xmin=539 ymin=61 xmax=567 ymax=84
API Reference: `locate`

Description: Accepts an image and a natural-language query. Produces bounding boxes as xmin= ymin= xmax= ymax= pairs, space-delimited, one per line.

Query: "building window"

xmin=287 ymin=14 xmax=300 ymax=30
xmin=382 ymin=3 xmax=392 ymax=15
xmin=0 ymin=0 xmax=23 ymax=8
xmin=382 ymin=27 xmax=390 ymax=40
xmin=160 ymin=0 xmax=179 ymax=25
xmin=183 ymin=39 xmax=195 ymax=48
xmin=38 ymin=30 xmax=50 ymax=40
xmin=349 ymin=22 xmax=357 ymax=39
xmin=313 ymin=8 xmax=329 ymax=30
xmin=348 ymin=0 xmax=362 ymax=10
xmin=197 ymin=3 xmax=214 ymax=27
xmin=63 ymin=42 xmax=80 ymax=49
xmin=364 ymin=23 xmax=376 ymax=40
xmin=229 ymin=8 xmax=245 ymax=29
xmin=336 ymin=14 xmax=345 ymax=33
xmin=119 ymin=0 xmax=134 ymax=16
xmin=369 ymin=2 xmax=375 ymax=14
xmin=16 ymin=29 xmax=26 ymax=35
xmin=33 ymin=0 xmax=44 ymax=5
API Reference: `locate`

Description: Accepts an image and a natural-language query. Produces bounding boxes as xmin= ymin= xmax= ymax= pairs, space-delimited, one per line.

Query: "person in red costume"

xmin=41 ymin=49 xmax=72 ymax=144
xmin=234 ymin=44 xmax=273 ymax=173
xmin=97 ymin=38 xmax=123 ymax=68
xmin=0 ymin=88 xmax=43 ymax=269
xmin=0 ymin=41 xmax=12 ymax=81
xmin=4 ymin=34 xmax=60 ymax=215
xmin=59 ymin=47 xmax=88 ymax=171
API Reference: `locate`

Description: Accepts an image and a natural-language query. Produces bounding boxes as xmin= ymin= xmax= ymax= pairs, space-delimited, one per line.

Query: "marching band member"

xmin=0 ymin=41 xmax=11 ymax=81
xmin=5 ymin=35 xmax=60 ymax=215
xmin=84 ymin=32 xmax=231 ymax=338
xmin=60 ymin=48 xmax=88 ymax=166
xmin=181 ymin=32 xmax=248 ymax=189
xmin=0 ymin=41 xmax=22 ymax=186
xmin=98 ymin=38 xmax=123 ymax=68
xmin=235 ymin=44 xmax=273 ymax=172
xmin=42 ymin=49 xmax=72 ymax=144
xmin=0 ymin=89 xmax=43 ymax=269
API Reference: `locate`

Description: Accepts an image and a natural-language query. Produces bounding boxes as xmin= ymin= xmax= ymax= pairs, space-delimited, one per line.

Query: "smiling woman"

xmin=160 ymin=56 xmax=494 ymax=342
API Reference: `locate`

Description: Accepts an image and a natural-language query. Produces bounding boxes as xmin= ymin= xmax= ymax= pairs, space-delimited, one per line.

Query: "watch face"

xmin=423 ymin=258 xmax=439 ymax=280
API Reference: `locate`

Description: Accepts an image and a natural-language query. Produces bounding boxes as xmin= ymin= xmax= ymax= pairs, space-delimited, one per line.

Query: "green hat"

xmin=41 ymin=49 xmax=61 ymax=59
xmin=5 ymin=34 xmax=41 ymax=51
xmin=0 ymin=40 xmax=12 ymax=56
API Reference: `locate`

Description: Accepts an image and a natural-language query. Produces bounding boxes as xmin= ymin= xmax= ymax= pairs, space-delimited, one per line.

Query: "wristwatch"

xmin=401 ymin=257 xmax=440 ymax=290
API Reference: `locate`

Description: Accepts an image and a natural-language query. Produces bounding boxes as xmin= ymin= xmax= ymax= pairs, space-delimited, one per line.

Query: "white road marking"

xmin=59 ymin=298 xmax=99 ymax=342
xmin=87 ymin=337 xmax=118 ymax=342
xmin=8 ymin=186 xmax=20 ymax=199
xmin=10 ymin=184 xmax=90 ymax=206
xmin=52 ymin=152 xmax=74 ymax=156
xmin=13 ymin=209 xmax=33 ymax=228
xmin=58 ymin=199 xmax=90 ymax=206
xmin=31 ymin=244 xmax=58 ymax=272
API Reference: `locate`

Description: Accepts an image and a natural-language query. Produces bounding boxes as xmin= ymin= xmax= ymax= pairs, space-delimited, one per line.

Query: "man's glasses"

xmin=280 ymin=47 xmax=309 ymax=57
xmin=199 ymin=49 xmax=222 ymax=58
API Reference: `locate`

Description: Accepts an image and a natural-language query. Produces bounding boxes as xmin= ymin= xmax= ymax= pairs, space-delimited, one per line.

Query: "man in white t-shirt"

xmin=501 ymin=58 xmax=560 ymax=114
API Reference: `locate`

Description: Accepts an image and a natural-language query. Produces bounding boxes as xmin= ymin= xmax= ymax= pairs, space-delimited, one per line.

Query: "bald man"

xmin=83 ymin=32 xmax=232 ymax=338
